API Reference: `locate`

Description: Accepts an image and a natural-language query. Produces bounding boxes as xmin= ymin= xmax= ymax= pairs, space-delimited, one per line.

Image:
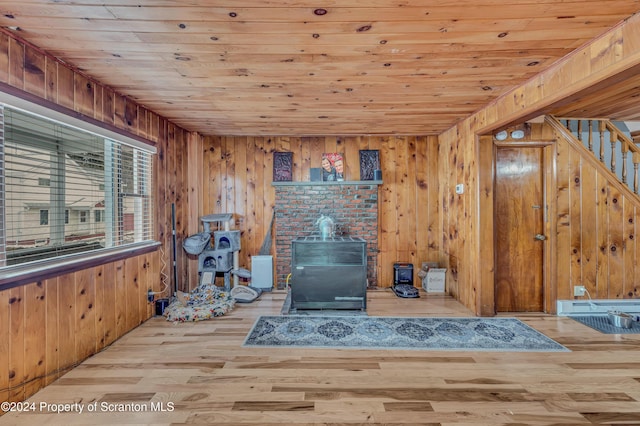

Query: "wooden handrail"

xmin=602 ymin=120 xmax=640 ymax=192
xmin=603 ymin=119 xmax=640 ymax=155
xmin=554 ymin=117 xmax=640 ymax=195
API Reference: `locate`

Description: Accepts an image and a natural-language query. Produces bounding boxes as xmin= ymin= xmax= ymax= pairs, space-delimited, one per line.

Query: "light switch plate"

xmin=455 ymin=184 xmax=464 ymax=194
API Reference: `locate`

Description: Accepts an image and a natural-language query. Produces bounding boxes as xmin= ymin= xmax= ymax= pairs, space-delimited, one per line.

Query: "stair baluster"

xmin=553 ymin=116 xmax=640 ymax=198
xmin=610 ymin=130 xmax=617 ymax=174
xmin=621 ymin=143 xmax=628 ymax=184
xmin=599 ymin=121 xmax=606 ymax=162
xmin=634 ymin=152 xmax=640 ymax=195
xmin=577 ymin=120 xmax=583 ymax=143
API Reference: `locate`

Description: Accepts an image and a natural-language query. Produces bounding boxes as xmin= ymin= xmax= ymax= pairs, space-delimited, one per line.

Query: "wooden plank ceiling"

xmin=0 ymin=1 xmax=639 ymax=136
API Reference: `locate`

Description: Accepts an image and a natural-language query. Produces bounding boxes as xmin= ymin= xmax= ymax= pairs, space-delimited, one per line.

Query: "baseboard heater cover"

xmin=557 ymin=299 xmax=640 ymax=316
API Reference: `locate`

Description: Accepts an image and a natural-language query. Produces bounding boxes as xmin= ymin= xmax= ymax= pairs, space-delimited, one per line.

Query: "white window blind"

xmin=0 ymin=105 xmax=154 ymax=268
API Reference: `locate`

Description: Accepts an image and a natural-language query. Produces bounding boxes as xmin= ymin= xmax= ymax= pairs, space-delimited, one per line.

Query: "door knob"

xmin=534 ymin=234 xmax=546 ymax=241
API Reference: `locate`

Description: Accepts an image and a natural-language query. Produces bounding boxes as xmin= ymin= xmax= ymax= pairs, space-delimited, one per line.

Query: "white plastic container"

xmin=251 ymin=255 xmax=273 ymax=290
xmin=422 ymin=268 xmax=446 ymax=293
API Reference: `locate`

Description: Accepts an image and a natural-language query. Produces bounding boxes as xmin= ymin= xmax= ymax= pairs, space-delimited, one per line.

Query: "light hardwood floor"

xmin=2 ymin=289 xmax=640 ymax=425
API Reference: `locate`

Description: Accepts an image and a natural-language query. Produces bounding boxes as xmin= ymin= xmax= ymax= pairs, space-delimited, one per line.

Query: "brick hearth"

xmin=273 ymin=182 xmax=380 ymax=289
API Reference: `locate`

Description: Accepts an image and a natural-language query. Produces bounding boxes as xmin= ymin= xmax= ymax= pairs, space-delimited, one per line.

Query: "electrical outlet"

xmin=574 ymin=285 xmax=586 ymax=297
xmin=147 ymin=289 xmax=154 ymax=303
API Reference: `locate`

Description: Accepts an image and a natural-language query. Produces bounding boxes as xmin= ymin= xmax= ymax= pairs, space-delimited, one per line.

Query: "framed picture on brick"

xmin=273 ymin=151 xmax=293 ymax=182
xmin=321 ymin=152 xmax=345 ymax=181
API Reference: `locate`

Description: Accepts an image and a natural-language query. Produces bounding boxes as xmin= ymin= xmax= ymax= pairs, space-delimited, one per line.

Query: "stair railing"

xmin=554 ymin=117 xmax=640 ymax=195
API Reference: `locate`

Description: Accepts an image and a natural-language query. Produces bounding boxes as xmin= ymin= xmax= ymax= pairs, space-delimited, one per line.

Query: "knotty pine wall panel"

xmin=43 ymin=277 xmax=59 ymax=388
xmin=595 ymin=173 xmax=610 ymax=296
xmin=623 ymin=199 xmax=637 ymax=298
xmin=93 ymin=264 xmax=107 ymax=352
xmin=553 ymin=128 xmax=640 ymax=300
xmin=378 ymin=137 xmax=397 ymax=286
xmin=244 ymin=137 xmax=258 ymax=252
xmin=8 ymin=286 xmax=24 ymax=402
xmin=0 ymin=32 xmax=191 ymax=402
xmin=23 ymin=282 xmax=45 ymax=398
xmin=23 ymin=46 xmax=44 ymax=99
xmin=441 ymin=13 xmax=640 ymax=315
xmin=449 ymin=119 xmax=640 ymax=315
xmin=608 ymin=185 xmax=624 ymax=298
xmin=495 ymin=122 xmax=638 ymax=310
xmin=196 ymin=135 xmax=441 ymax=291
xmin=172 ymin=123 xmax=188 ymax=293
xmin=569 ymin=142 xmax=583 ymax=302
xmin=8 ymin=38 xmax=23 ymax=90
xmin=75 ymin=268 xmax=96 ymax=364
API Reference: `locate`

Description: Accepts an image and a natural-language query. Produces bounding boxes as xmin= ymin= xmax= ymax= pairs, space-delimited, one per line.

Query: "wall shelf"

xmin=272 ymin=180 xmax=382 ymax=187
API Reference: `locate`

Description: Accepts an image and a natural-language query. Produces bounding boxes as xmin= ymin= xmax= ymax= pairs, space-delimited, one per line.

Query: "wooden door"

xmin=495 ymin=146 xmax=545 ymax=312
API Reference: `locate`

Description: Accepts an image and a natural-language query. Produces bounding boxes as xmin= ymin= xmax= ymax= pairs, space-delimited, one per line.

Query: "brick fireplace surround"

xmin=273 ymin=181 xmax=381 ymax=289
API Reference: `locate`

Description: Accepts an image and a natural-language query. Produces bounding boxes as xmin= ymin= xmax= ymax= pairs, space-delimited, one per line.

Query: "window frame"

xmin=0 ymin=87 xmax=159 ymax=291
xmin=39 ymin=209 xmax=49 ymax=226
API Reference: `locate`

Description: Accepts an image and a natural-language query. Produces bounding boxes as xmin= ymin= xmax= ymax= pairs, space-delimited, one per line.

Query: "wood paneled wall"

xmin=189 ymin=135 xmax=441 ymax=291
xmin=473 ymin=122 xmax=640 ymax=315
xmin=440 ymin=13 xmax=640 ymax=315
xmin=0 ymin=32 xmax=192 ymax=402
xmin=0 ymin=254 xmax=159 ymax=404
xmin=553 ymin=123 xmax=640 ymax=300
xmin=2 ymin=7 xmax=639 ymax=405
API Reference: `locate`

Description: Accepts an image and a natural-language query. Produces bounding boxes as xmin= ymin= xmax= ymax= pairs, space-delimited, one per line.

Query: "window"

xmin=0 ymin=102 xmax=155 ymax=268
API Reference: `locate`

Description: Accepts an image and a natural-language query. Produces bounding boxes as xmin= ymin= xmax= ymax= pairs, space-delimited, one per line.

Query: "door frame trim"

xmin=478 ymin=133 xmax=557 ymax=315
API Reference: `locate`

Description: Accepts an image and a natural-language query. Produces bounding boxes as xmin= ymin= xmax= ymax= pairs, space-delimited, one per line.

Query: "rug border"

xmin=242 ymin=315 xmax=570 ymax=352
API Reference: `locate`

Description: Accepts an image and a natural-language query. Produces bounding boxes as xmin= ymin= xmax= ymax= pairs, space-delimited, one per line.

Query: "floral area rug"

xmin=243 ymin=316 xmax=569 ymax=352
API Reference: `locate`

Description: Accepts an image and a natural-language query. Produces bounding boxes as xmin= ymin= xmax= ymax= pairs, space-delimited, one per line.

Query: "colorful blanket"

xmin=163 ymin=282 xmax=235 ymax=323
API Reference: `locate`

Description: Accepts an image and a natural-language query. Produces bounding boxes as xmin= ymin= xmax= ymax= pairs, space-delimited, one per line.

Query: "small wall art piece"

xmin=273 ymin=151 xmax=293 ymax=182
xmin=321 ymin=153 xmax=345 ymax=181
xmin=310 ymin=167 xmax=322 ymax=181
xmin=359 ymin=150 xmax=380 ymax=180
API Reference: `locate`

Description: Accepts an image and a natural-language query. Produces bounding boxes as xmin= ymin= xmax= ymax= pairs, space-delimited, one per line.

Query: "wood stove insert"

xmin=290 ymin=236 xmax=367 ymax=311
